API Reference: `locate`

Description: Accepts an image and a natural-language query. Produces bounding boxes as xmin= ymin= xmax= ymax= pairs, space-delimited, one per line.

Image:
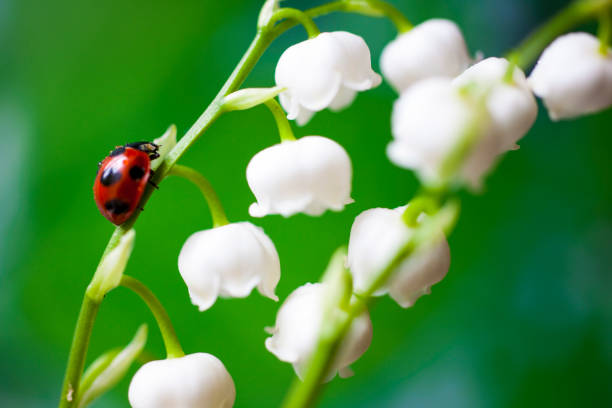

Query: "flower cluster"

xmin=93 ymin=7 xmax=612 ymax=408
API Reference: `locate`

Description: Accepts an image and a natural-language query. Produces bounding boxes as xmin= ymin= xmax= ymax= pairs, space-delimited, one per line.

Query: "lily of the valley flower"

xmin=265 ymin=282 xmax=372 ymax=381
xmin=380 ymin=19 xmax=471 ymax=93
xmin=247 ymin=136 xmax=353 ymax=217
xmin=275 ymin=31 xmax=381 ymax=125
xmin=178 ymin=222 xmax=280 ymax=311
xmin=388 ymin=77 xmax=498 ymax=188
xmin=453 ymin=57 xmax=537 ymax=151
xmin=347 ymin=206 xmax=450 ymax=308
xmin=528 ymin=32 xmax=612 ymax=120
xmin=128 ymin=353 xmax=235 ymax=408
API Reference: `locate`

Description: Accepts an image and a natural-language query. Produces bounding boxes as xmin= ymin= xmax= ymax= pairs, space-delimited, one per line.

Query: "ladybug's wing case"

xmin=93 ymin=148 xmax=151 ymax=225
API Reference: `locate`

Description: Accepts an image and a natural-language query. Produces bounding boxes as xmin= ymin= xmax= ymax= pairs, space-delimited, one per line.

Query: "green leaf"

xmin=86 ymin=229 xmax=135 ymax=302
xmin=222 ymin=86 xmax=285 ymax=112
xmin=151 ymin=124 xmax=177 ymax=171
xmin=76 ymin=324 xmax=148 ymax=408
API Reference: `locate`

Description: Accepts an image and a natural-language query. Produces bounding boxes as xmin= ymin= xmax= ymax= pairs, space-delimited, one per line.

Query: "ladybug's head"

xmin=126 ymin=141 xmax=161 ymax=160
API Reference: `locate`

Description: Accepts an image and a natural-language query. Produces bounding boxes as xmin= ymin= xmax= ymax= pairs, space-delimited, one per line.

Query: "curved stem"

xmin=120 ymin=275 xmax=184 ymax=359
xmin=265 ymin=99 xmax=296 ymax=142
xmin=59 ymin=294 xmax=100 ymax=408
xmin=402 ymin=195 xmax=440 ymax=227
xmin=360 ymin=0 xmax=413 ymax=32
xmin=507 ymin=0 xmax=612 ymax=69
xmin=273 ymin=0 xmax=412 ymax=35
xmin=168 ymin=165 xmax=230 ymax=227
xmin=267 ymin=8 xmax=321 ymax=38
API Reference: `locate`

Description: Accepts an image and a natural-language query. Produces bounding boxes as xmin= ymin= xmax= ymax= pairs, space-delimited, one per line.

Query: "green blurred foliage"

xmin=1 ymin=0 xmax=611 ymax=407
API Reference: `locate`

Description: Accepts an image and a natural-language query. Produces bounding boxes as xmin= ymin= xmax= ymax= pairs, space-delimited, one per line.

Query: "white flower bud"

xmin=347 ymin=206 xmax=450 ymax=308
xmin=380 ymin=19 xmax=471 ymax=93
xmin=275 ymin=31 xmax=381 ymax=125
xmin=265 ymin=283 xmax=372 ymax=380
xmin=453 ymin=57 xmax=537 ymax=151
xmin=247 ymin=136 xmax=353 ymax=217
xmin=128 ymin=353 xmax=235 ymax=408
xmin=178 ymin=222 xmax=280 ymax=311
xmin=528 ymin=32 xmax=612 ymax=120
xmin=387 ymin=77 xmax=497 ymax=188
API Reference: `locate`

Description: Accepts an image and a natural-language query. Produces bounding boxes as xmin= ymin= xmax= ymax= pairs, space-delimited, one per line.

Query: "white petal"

xmin=380 ymin=19 xmax=471 ymax=92
xmin=453 ymin=57 xmax=537 ymax=151
xmin=347 ymin=207 xmax=411 ymax=295
xmin=328 ymin=31 xmax=382 ymax=90
xmin=178 ymin=223 xmax=280 ymax=311
xmin=328 ymin=86 xmax=357 ymax=111
xmin=128 ymin=353 xmax=235 ymax=408
xmin=389 ymin=78 xmax=474 ymax=183
xmin=275 ymin=31 xmax=380 ymax=124
xmin=528 ymin=32 xmax=612 ymax=120
xmin=347 ymin=206 xmax=451 ymax=308
xmin=247 ymin=136 xmax=353 ymax=217
xmin=265 ymin=283 xmax=372 ymax=381
xmin=389 ymin=234 xmax=450 ymax=308
xmin=275 ymin=34 xmax=344 ymax=112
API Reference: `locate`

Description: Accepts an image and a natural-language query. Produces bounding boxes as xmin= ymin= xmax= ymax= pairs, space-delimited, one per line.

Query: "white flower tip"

xmin=528 ymin=32 xmax=612 ymax=120
xmin=178 ymin=223 xmax=281 ymax=310
xmin=275 ymin=31 xmax=379 ymax=122
xmin=247 ymin=136 xmax=353 ymax=218
xmin=248 ymin=202 xmax=266 ymax=218
xmin=128 ymin=353 xmax=235 ymax=408
xmin=380 ymin=19 xmax=470 ymax=92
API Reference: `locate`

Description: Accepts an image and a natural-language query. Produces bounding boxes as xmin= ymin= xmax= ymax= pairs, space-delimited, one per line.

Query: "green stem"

xmin=507 ymin=0 xmax=612 ymax=69
xmin=267 ymin=8 xmax=321 ymax=38
xmin=120 ymin=275 xmax=184 ymax=359
xmin=265 ymin=99 xmax=296 ymax=142
xmin=59 ymin=294 xmax=101 ymax=408
xmin=169 ymin=165 xmax=230 ymax=227
xmin=361 ymin=0 xmax=413 ymax=32
xmin=273 ymin=0 xmax=412 ymax=36
xmin=61 ymin=1 xmax=417 ymax=406
xmin=599 ymin=7 xmax=611 ymax=53
xmin=402 ymin=195 xmax=440 ymax=227
xmin=281 ymin=314 xmax=350 ymax=408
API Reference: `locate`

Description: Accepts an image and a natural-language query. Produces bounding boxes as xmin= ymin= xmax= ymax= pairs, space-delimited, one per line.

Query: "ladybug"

xmin=94 ymin=141 xmax=160 ymax=225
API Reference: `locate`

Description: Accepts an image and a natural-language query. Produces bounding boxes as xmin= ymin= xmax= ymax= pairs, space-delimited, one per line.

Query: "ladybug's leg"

xmin=148 ymin=170 xmax=159 ymax=190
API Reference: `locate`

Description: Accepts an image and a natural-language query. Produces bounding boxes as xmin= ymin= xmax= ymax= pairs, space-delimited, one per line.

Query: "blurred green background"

xmin=1 ymin=0 xmax=611 ymax=406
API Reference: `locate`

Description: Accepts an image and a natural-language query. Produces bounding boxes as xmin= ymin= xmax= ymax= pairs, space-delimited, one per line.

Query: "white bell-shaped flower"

xmin=275 ymin=31 xmax=381 ymax=125
xmin=247 ymin=136 xmax=353 ymax=217
xmin=265 ymin=282 xmax=372 ymax=380
xmin=178 ymin=222 xmax=280 ymax=311
xmin=128 ymin=353 xmax=235 ymax=408
xmin=387 ymin=77 xmax=497 ymax=188
xmin=528 ymin=32 xmax=612 ymax=120
xmin=380 ymin=19 xmax=471 ymax=93
xmin=453 ymin=57 xmax=537 ymax=151
xmin=347 ymin=206 xmax=450 ymax=308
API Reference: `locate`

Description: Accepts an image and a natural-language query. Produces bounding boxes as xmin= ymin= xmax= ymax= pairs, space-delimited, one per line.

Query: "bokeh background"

xmin=1 ymin=0 xmax=611 ymax=406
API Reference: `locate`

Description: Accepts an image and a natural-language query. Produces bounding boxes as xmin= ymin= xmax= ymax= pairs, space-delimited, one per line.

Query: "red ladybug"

xmin=94 ymin=141 xmax=160 ymax=225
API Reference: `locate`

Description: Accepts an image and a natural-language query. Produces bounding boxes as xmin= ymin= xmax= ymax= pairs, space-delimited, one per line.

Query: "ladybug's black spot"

xmin=104 ymin=199 xmax=130 ymax=215
xmin=100 ymin=167 xmax=122 ymax=186
xmin=129 ymin=165 xmax=146 ymax=180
